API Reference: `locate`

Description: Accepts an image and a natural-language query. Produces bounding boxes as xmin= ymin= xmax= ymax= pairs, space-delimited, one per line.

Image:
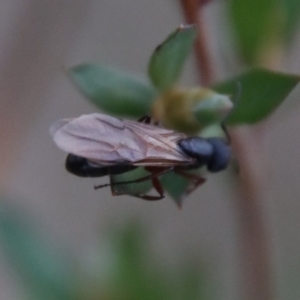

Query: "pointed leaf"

xmin=213 ymin=68 xmax=299 ymax=125
xmin=69 ymin=64 xmax=157 ymax=118
xmin=110 ymin=168 xmax=152 ymax=197
xmin=160 ymin=172 xmax=190 ymax=207
xmin=283 ymin=0 xmax=300 ymax=40
xmin=228 ymin=0 xmax=283 ymax=64
xmin=148 ymin=25 xmax=197 ymax=91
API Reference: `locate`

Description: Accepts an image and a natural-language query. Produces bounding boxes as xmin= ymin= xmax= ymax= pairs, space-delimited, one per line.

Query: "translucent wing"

xmin=50 ymin=113 xmax=192 ymax=166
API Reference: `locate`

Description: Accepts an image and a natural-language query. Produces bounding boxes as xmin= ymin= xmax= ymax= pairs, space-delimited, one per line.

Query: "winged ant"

xmin=50 ymin=111 xmax=232 ymax=200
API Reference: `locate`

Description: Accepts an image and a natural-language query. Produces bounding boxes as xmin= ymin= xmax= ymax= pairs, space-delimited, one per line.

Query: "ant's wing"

xmin=50 ymin=113 xmax=191 ymax=165
xmin=122 ymin=119 xmax=191 ymax=165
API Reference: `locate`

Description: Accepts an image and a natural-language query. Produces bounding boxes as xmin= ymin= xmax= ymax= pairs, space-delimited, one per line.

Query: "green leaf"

xmin=148 ymin=25 xmax=197 ymax=91
xmin=228 ymin=0 xmax=283 ymax=64
xmin=88 ymin=222 xmax=207 ymax=300
xmin=110 ymin=168 xmax=153 ymax=198
xmin=160 ymin=172 xmax=190 ymax=207
xmin=192 ymin=92 xmax=233 ymax=127
xmin=0 ymin=203 xmax=75 ymax=300
xmin=69 ymin=64 xmax=157 ymax=118
xmin=111 ymin=167 xmax=205 ymax=205
xmin=175 ymin=262 xmax=207 ymax=300
xmin=112 ymin=222 xmax=172 ymax=300
xmin=283 ymin=0 xmax=300 ymax=40
xmin=213 ymin=68 xmax=299 ymax=125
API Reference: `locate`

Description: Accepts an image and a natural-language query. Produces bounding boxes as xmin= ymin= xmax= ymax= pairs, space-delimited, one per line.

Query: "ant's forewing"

xmin=50 ymin=113 xmax=192 ymax=167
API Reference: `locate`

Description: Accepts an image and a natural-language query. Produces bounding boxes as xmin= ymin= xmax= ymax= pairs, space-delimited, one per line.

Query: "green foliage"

xmin=228 ymin=0 xmax=300 ymax=63
xmin=110 ymin=223 xmax=172 ymax=300
xmin=148 ymin=25 xmax=197 ymax=91
xmin=69 ymin=64 xmax=157 ymax=118
xmin=0 ymin=204 xmax=207 ymax=300
xmin=160 ymin=172 xmax=192 ymax=207
xmin=152 ymin=88 xmax=233 ymax=135
xmin=84 ymin=221 xmax=208 ymax=300
xmin=67 ymin=25 xmax=300 ymax=205
xmin=283 ymin=0 xmax=300 ymax=40
xmin=214 ymin=68 xmax=299 ymax=125
xmin=0 ymin=204 xmax=75 ymax=300
xmin=228 ymin=0 xmax=280 ymax=63
xmin=110 ymin=168 xmax=153 ymax=197
xmin=192 ymin=92 xmax=233 ymax=128
xmin=160 ymin=169 xmax=206 ymax=208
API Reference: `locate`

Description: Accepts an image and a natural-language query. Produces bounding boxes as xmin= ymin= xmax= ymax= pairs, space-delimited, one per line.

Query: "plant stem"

xmin=180 ymin=0 xmax=214 ymax=86
xmin=180 ymin=1 xmax=273 ymax=299
xmin=231 ymin=128 xmax=273 ymax=300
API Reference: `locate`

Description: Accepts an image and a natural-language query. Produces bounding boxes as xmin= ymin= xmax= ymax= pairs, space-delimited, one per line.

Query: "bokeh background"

xmin=1 ymin=1 xmax=300 ymax=299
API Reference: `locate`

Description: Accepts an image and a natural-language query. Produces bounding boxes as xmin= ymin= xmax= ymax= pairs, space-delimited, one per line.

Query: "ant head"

xmin=178 ymin=137 xmax=231 ymax=172
xmin=206 ymin=138 xmax=231 ymax=172
xmin=178 ymin=137 xmax=214 ymax=165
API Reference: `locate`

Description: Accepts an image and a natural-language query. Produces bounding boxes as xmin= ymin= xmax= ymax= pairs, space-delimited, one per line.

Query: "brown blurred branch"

xmin=180 ymin=0 xmax=214 ymax=85
xmin=180 ymin=1 xmax=273 ymax=299
xmin=231 ymin=128 xmax=273 ymax=300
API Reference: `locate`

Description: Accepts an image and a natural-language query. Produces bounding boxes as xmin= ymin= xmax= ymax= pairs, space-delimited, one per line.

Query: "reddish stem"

xmin=180 ymin=0 xmax=214 ymax=85
xmin=231 ymin=129 xmax=273 ymax=300
xmin=180 ymin=1 xmax=273 ymax=299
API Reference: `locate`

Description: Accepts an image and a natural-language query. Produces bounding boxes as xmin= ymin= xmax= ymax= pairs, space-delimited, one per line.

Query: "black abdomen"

xmin=65 ymin=154 xmax=136 ymax=178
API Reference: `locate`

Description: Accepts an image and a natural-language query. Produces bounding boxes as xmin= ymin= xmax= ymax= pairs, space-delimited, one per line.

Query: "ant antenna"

xmin=220 ymin=82 xmax=242 ymax=144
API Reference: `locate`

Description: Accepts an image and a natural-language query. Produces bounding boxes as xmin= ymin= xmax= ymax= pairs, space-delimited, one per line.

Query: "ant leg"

xmin=152 ymin=176 xmax=164 ymax=198
xmin=111 ymin=191 xmax=163 ymax=201
xmin=110 ymin=176 xmax=165 ymax=201
xmin=134 ymin=177 xmax=164 ymax=200
xmin=137 ymin=115 xmax=151 ymax=124
xmin=137 ymin=115 xmax=162 ymax=126
xmin=174 ymin=170 xmax=207 ymax=196
xmin=94 ymin=167 xmax=173 ymax=189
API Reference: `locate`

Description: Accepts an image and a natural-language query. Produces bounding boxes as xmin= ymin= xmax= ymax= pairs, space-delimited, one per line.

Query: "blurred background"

xmin=1 ymin=1 xmax=300 ymax=299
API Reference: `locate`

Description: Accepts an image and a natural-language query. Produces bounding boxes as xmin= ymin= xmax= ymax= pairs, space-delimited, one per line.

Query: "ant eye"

xmin=206 ymin=138 xmax=231 ymax=172
xmin=178 ymin=137 xmax=213 ymax=163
